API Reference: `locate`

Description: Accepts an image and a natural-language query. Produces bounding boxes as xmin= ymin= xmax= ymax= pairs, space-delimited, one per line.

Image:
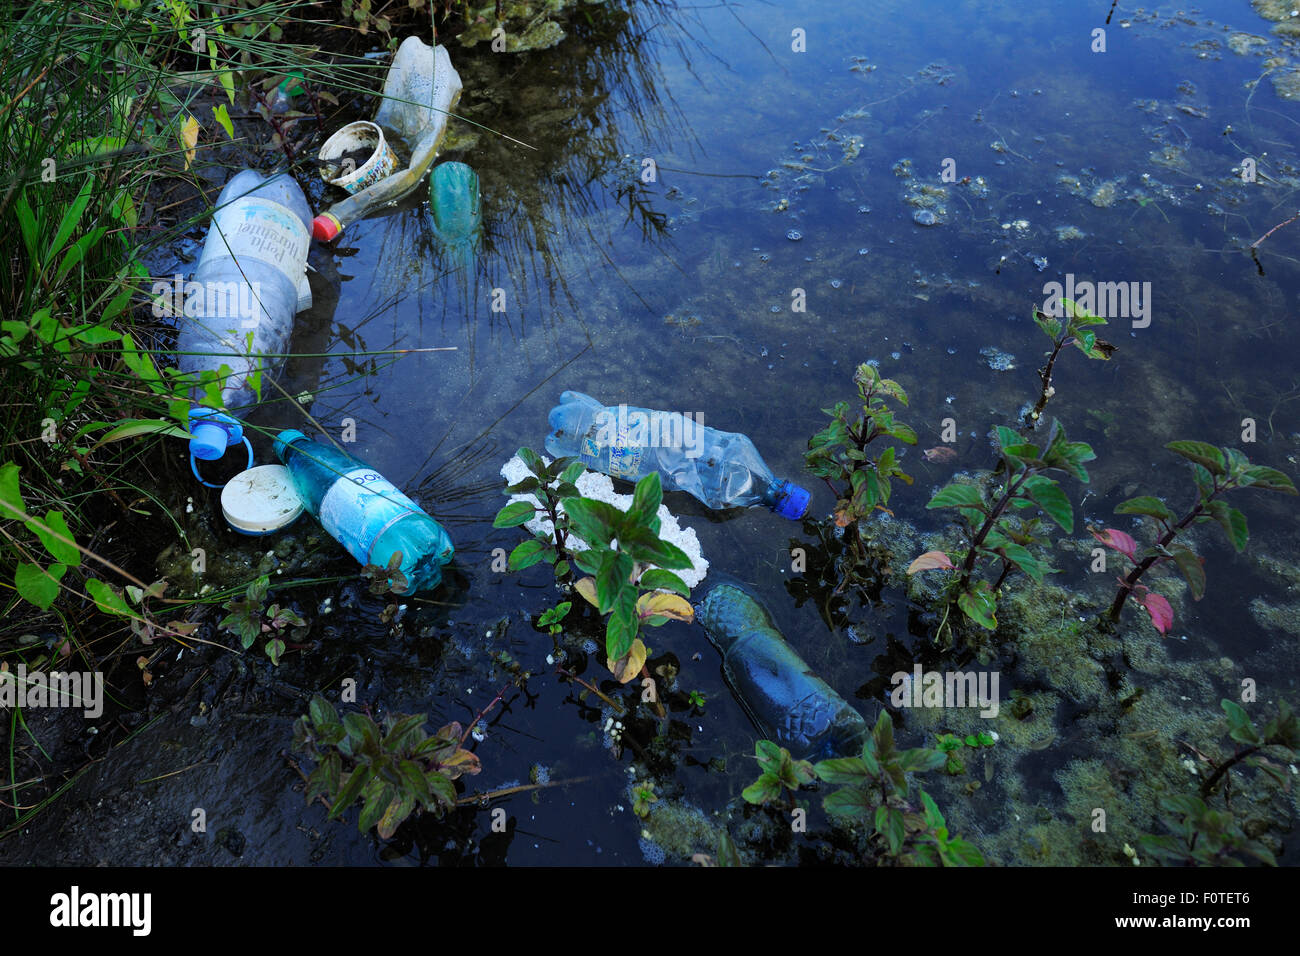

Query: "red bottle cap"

xmin=312 ymin=213 xmax=342 ymax=241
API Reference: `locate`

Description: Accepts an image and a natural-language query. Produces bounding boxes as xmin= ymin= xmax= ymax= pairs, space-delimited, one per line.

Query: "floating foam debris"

xmin=500 ymin=454 xmax=709 ymax=588
xmin=980 ymin=346 xmax=1016 ymax=371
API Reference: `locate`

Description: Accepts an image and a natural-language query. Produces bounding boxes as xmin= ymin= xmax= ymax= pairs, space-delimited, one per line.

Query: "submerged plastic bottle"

xmin=177 ymin=169 xmax=312 ymax=470
xmin=697 ymin=584 xmax=869 ymax=759
xmin=274 ymin=430 xmax=454 ymax=592
xmin=544 ymin=391 xmax=810 ymax=519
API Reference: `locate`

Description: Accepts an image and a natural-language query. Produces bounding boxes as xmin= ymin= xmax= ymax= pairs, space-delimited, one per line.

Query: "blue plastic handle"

xmin=190 ymin=436 xmax=254 ymax=488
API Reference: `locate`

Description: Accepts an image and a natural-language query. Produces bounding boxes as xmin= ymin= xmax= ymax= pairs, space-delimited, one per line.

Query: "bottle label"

xmin=318 ymin=468 xmax=420 ymax=565
xmin=583 ymin=422 xmax=644 ymax=479
xmin=200 ymin=196 xmax=310 ymax=292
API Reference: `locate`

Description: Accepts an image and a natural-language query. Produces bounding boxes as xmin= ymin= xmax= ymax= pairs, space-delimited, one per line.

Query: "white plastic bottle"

xmin=177 ymin=169 xmax=312 ymax=463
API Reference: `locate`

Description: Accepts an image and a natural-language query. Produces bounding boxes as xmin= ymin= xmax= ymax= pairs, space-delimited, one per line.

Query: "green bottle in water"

xmin=274 ymin=430 xmax=454 ymax=592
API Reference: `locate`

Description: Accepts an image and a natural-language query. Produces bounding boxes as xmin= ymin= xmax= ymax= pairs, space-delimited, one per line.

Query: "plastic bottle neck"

xmin=762 ymin=478 xmax=811 ymax=520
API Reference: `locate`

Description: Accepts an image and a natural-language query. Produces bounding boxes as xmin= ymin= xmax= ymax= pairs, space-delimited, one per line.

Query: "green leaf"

xmin=504 ymin=476 xmax=540 ymax=495
xmin=562 ymin=497 xmax=623 ymax=549
xmin=920 ymin=790 xmax=946 ymax=830
xmin=25 ymin=510 xmax=80 ymax=566
xmin=342 ymin=713 xmax=381 ymax=754
xmin=1169 ymin=545 xmax=1205 ymax=600
xmin=1240 ymin=465 xmax=1297 ymax=495
xmin=328 ymin=767 xmax=373 ymax=819
xmin=1166 ymin=441 xmax=1226 ymax=477
xmin=1019 ymin=475 xmax=1073 ymax=532
xmin=15 ymin=562 xmax=64 ymax=609
xmin=1063 ymin=297 xmax=1106 ymax=326
xmin=742 ymin=772 xmax=783 ymax=805
xmin=628 ymin=472 xmax=662 ymax=525
xmin=212 ymin=102 xmax=235 ymax=140
xmin=926 ymin=484 xmax=986 ymax=512
xmin=516 ymin=447 xmax=544 ymax=475
xmin=49 ymin=176 xmax=95 ymax=264
xmin=0 ymin=461 xmax=25 ymax=522
xmin=876 ymin=805 xmax=906 ymax=855
xmin=493 ymin=500 xmax=535 ymax=528
xmin=91 ymin=418 xmax=189 ymax=450
xmin=638 ymin=568 xmax=689 ymax=596
xmin=823 ymin=786 xmax=874 ymax=819
xmin=1032 ymin=309 xmax=1062 ymax=339
xmin=1203 ymin=500 xmax=1248 ymax=552
xmin=595 ymin=552 xmax=635 ymax=613
xmin=55 ymin=226 xmax=108 ymax=285
xmin=507 ymin=538 xmax=547 ymax=571
xmin=616 ymin=524 xmax=694 ymax=570
xmin=1115 ymin=496 xmax=1174 ymax=522
xmin=605 ymin=588 xmax=639 ymax=660
xmin=994 ymin=541 xmax=1044 ymax=583
xmin=1221 ymin=699 xmax=1260 ymax=745
xmin=897 ymin=748 xmax=949 ymax=774
xmin=958 ymin=583 xmax=998 ymax=630
xmin=814 ymin=757 xmax=873 ymax=785
xmin=86 ymin=578 xmax=132 ymax=616
xmin=310 ymin=696 xmax=339 ymax=730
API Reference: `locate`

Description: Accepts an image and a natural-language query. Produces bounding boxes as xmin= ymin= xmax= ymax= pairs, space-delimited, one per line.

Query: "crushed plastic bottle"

xmin=544 ymin=391 xmax=810 ymax=519
xmin=274 ymin=430 xmax=454 ymax=592
xmin=177 ymin=169 xmax=312 ymax=475
xmin=697 ymin=583 xmax=869 ymax=759
xmin=312 ymin=37 xmax=462 ymax=240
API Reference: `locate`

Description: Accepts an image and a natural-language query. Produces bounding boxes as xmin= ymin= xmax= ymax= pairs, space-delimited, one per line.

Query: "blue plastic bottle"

xmin=177 ymin=169 xmax=312 ymax=471
xmin=544 ymin=391 xmax=810 ymax=519
xmin=697 ymin=583 xmax=869 ymax=759
xmin=274 ymin=431 xmax=454 ymax=592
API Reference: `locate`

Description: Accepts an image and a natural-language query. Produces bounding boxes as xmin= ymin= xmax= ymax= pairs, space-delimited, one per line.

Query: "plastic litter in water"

xmin=786 ymin=229 xmax=803 ymax=241
xmin=912 ymin=209 xmax=939 ymax=226
xmin=829 ymin=279 xmax=843 ymax=288
xmin=1033 ymin=255 xmax=1048 ymax=272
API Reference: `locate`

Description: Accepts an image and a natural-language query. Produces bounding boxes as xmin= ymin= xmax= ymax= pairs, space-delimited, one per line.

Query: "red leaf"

xmin=1090 ymin=527 xmax=1138 ymax=561
xmin=907 ymin=551 xmax=955 ymax=574
xmin=1138 ymin=591 xmax=1173 ymax=635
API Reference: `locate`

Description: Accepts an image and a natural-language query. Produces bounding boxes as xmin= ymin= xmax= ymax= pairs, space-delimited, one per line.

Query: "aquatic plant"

xmin=806 ymin=363 xmax=917 ymax=526
xmin=805 ymin=363 xmax=916 ymax=591
xmin=217 ymin=574 xmax=308 ymax=665
xmin=291 ymin=694 xmax=481 ymax=840
xmin=1095 ymin=442 xmax=1297 ymax=633
xmin=1137 ymin=700 xmax=1298 ymax=866
xmin=814 ymin=711 xmax=983 ymax=866
xmin=1024 ymin=297 xmax=1116 ymax=426
xmin=934 ymin=731 xmax=995 ymax=775
xmin=567 ymin=471 xmax=696 ymax=680
xmin=741 ymin=740 xmax=816 ymax=810
xmin=908 ymin=420 xmax=1095 ymax=633
xmin=494 ymin=447 xmax=585 ymax=581
xmin=537 ymin=602 xmax=571 ymax=639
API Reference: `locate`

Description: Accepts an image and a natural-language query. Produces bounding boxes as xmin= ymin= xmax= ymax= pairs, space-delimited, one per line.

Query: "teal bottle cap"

xmin=220 ymin=465 xmax=304 ymax=535
xmin=273 ymin=429 xmax=309 ymax=461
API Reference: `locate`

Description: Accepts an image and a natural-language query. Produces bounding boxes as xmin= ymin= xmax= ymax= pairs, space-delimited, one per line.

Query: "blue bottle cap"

xmin=773 ymin=481 xmax=811 ymax=520
xmin=189 ymin=408 xmax=243 ymax=461
xmin=273 ymin=429 xmax=308 ymax=461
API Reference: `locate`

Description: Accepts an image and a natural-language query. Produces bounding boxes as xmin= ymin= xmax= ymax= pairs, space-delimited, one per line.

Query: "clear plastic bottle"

xmin=697 ymin=583 xmax=869 ymax=759
xmin=177 ymin=169 xmax=312 ymax=462
xmin=544 ymin=391 xmax=810 ymax=519
xmin=274 ymin=430 xmax=454 ymax=593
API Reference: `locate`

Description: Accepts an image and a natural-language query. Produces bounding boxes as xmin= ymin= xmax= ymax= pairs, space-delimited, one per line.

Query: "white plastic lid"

xmin=221 ymin=465 xmax=305 ymax=535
